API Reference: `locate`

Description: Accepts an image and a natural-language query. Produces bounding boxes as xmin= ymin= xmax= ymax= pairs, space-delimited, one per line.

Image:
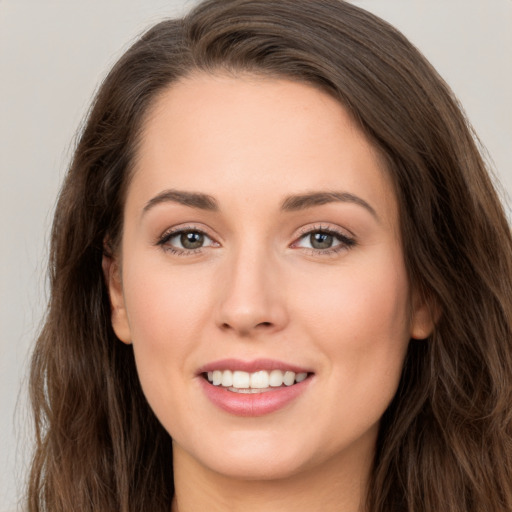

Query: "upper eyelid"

xmin=155 ymin=222 xmax=355 ymax=247
xmin=294 ymin=223 xmax=355 ymax=239
xmin=158 ymin=224 xmax=217 ymax=242
xmin=165 ymin=229 xmax=213 ymax=242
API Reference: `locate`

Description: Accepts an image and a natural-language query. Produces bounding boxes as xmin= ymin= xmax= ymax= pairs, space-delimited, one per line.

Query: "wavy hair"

xmin=28 ymin=1 xmax=512 ymax=510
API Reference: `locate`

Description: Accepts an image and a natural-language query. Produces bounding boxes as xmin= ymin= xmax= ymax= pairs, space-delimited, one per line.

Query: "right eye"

xmin=158 ymin=228 xmax=218 ymax=254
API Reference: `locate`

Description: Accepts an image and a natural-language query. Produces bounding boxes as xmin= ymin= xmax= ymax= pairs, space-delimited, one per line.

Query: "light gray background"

xmin=1 ymin=1 xmax=511 ymax=510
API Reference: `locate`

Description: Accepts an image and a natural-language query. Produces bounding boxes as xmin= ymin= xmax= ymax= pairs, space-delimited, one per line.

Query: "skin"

xmin=105 ymin=73 xmax=434 ymax=511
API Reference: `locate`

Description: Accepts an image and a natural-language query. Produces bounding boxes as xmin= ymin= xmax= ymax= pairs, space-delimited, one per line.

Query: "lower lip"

xmin=199 ymin=376 xmax=312 ymax=417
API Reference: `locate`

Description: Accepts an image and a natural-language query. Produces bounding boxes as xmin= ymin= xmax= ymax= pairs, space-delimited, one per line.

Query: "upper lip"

xmin=197 ymin=358 xmax=312 ymax=375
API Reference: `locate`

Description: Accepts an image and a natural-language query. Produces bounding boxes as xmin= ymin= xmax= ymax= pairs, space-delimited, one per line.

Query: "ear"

xmin=410 ymin=290 xmax=439 ymax=340
xmin=102 ymin=253 xmax=132 ymax=344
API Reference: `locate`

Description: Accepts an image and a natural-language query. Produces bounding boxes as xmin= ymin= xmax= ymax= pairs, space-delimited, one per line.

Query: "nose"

xmin=215 ymin=245 xmax=289 ymax=337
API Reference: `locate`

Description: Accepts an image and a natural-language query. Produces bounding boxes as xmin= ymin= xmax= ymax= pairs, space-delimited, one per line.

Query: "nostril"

xmin=220 ymin=320 xmax=273 ymax=333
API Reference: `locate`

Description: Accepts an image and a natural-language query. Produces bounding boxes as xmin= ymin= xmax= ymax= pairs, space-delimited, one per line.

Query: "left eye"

xmin=294 ymin=230 xmax=353 ymax=250
xmin=164 ymin=230 xmax=215 ymax=250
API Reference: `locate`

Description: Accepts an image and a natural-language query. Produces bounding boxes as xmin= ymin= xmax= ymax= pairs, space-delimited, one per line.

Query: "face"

xmin=105 ymin=73 xmax=433 ymax=482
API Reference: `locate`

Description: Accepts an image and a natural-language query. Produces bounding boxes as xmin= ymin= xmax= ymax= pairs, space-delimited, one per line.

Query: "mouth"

xmin=203 ymin=369 xmax=311 ymax=394
xmin=198 ymin=360 xmax=314 ymax=416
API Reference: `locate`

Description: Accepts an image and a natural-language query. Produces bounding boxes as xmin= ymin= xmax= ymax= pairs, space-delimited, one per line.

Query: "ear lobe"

xmin=102 ymin=254 xmax=132 ymax=344
xmin=410 ymin=291 xmax=440 ymax=340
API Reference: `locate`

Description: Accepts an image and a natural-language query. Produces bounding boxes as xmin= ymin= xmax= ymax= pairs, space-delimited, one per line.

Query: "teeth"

xmin=250 ymin=370 xmax=269 ymax=389
xmin=227 ymin=387 xmax=274 ymax=394
xmin=232 ymin=371 xmax=250 ymax=388
xmin=269 ymin=369 xmax=284 ymax=387
xmin=283 ymin=371 xmax=295 ymax=386
xmin=295 ymin=372 xmax=307 ymax=383
xmin=221 ymin=370 xmax=233 ymax=387
xmin=206 ymin=369 xmax=309 ymax=390
xmin=212 ymin=370 xmax=222 ymax=386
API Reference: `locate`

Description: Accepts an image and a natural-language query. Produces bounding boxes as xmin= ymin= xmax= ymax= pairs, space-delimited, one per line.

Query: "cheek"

xmin=294 ymin=252 xmax=411 ymax=405
xmin=124 ymin=257 xmax=211 ymax=335
xmin=121 ymin=260 xmax=213 ymax=394
xmin=300 ymin=259 xmax=409 ymax=325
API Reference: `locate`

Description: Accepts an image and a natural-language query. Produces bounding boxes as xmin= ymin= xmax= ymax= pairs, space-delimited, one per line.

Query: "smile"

xmin=205 ymin=369 xmax=309 ymax=393
xmin=198 ymin=361 xmax=314 ymax=416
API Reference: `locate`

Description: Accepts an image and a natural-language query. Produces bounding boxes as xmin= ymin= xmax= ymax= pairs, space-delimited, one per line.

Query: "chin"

xmin=207 ymin=452 xmax=311 ymax=482
xmin=175 ymin=431 xmax=317 ymax=482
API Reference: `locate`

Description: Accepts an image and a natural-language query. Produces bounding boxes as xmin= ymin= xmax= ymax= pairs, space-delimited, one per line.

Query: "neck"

xmin=171 ymin=440 xmax=373 ymax=512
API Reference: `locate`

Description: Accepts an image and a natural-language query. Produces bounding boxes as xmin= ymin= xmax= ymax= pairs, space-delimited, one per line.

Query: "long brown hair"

xmin=28 ymin=1 xmax=512 ymax=510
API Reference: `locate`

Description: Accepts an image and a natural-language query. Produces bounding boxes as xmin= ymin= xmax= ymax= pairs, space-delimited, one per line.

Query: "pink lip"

xmin=197 ymin=358 xmax=311 ymax=374
xmin=199 ymin=377 xmax=312 ymax=417
xmin=197 ymin=359 xmax=314 ymax=417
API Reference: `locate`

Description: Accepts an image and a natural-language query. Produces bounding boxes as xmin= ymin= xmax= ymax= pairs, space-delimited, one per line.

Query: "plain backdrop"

xmin=1 ymin=1 xmax=511 ymax=510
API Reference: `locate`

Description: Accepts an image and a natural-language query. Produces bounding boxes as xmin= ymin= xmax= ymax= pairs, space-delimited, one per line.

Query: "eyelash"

xmin=156 ymin=224 xmax=356 ymax=257
xmin=156 ymin=225 xmax=217 ymax=256
xmin=292 ymin=224 xmax=356 ymax=256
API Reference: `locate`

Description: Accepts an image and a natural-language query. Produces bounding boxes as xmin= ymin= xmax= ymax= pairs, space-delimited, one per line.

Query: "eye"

xmin=305 ymin=232 xmax=337 ymax=250
xmin=158 ymin=228 xmax=218 ymax=254
xmin=293 ymin=227 xmax=356 ymax=253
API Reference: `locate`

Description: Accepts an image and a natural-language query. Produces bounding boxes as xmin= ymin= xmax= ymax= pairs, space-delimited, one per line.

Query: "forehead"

xmin=129 ymin=73 xmax=397 ymax=227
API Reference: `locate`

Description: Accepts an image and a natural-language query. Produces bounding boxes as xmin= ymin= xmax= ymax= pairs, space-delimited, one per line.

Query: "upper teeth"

xmin=207 ymin=369 xmax=308 ymax=389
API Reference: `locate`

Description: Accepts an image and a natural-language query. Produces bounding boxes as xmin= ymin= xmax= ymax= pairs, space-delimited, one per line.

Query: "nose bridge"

xmin=216 ymin=236 xmax=287 ymax=335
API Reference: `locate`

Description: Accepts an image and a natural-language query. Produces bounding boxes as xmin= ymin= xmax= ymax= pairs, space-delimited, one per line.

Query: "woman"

xmin=27 ymin=0 xmax=512 ymax=511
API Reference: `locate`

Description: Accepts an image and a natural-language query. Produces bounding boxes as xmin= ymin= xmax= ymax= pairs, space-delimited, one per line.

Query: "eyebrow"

xmin=281 ymin=191 xmax=378 ymax=219
xmin=142 ymin=189 xmax=219 ymax=214
xmin=142 ymin=188 xmax=377 ymax=220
